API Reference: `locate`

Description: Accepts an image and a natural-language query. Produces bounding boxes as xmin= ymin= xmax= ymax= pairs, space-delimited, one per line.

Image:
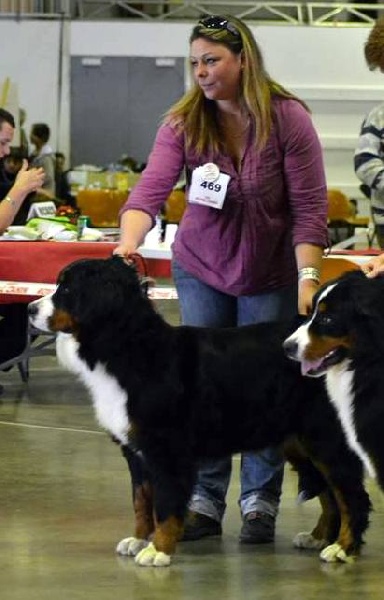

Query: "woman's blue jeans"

xmin=172 ymin=260 xmax=298 ymax=522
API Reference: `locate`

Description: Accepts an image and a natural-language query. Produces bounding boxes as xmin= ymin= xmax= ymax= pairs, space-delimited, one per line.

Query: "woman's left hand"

xmin=298 ymin=279 xmax=319 ymax=315
xmin=361 ymin=254 xmax=384 ymax=278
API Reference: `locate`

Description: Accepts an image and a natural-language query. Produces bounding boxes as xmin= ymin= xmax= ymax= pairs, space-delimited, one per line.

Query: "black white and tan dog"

xmin=28 ymin=257 xmax=371 ymax=567
xmin=284 ymin=270 xmax=384 ymax=494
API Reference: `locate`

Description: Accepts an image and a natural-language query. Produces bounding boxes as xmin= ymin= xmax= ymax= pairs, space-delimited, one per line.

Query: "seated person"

xmin=0 ymin=109 xmax=45 ymax=393
xmin=0 ymin=146 xmax=24 ymax=195
xmin=0 ymin=169 xmax=34 ymax=383
xmin=54 ymin=152 xmax=76 ymax=208
xmin=0 ymin=147 xmax=34 ymax=225
xmin=29 ymin=122 xmax=56 ymax=198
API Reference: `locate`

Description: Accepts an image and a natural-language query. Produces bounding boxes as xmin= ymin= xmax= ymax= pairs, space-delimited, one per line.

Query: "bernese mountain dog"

xmin=284 ymin=270 xmax=384 ymax=491
xmin=28 ymin=257 xmax=370 ymax=567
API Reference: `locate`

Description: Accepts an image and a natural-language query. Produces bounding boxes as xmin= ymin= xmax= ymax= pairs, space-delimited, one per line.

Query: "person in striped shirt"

xmin=355 ymin=16 xmax=384 ymax=249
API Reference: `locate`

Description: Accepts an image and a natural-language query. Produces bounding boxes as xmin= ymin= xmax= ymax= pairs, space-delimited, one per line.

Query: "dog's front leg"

xmin=284 ymin=440 xmax=340 ymax=550
xmin=311 ymin=459 xmax=371 ymax=564
xmin=134 ymin=459 xmax=194 ymax=567
xmin=134 ymin=515 xmax=184 ymax=567
xmin=116 ymin=445 xmax=154 ymax=558
xmin=293 ymin=489 xmax=340 ymax=551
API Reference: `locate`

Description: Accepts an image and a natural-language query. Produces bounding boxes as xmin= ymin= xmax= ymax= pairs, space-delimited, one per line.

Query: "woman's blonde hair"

xmin=164 ymin=15 xmax=308 ymax=154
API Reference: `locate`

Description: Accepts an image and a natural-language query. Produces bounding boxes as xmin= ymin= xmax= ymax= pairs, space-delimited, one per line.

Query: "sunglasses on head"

xmin=198 ymin=15 xmax=240 ymax=38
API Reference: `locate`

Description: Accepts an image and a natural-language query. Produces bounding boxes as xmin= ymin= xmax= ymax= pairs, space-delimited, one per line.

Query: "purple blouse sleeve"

xmin=119 ymin=123 xmax=185 ymax=223
xmin=278 ymin=100 xmax=328 ymax=248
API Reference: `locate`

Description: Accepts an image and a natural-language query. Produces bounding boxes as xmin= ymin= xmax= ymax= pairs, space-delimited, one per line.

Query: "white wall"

xmin=0 ymin=20 xmax=70 ymax=158
xmin=2 ymin=19 xmax=383 ymax=205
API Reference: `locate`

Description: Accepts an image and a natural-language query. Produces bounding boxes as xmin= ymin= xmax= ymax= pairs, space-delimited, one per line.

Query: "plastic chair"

xmin=327 ymin=189 xmax=370 ymax=246
xmin=164 ymin=189 xmax=186 ymax=224
xmin=0 ymin=324 xmax=56 ymax=382
xmin=320 ymin=256 xmax=360 ymax=285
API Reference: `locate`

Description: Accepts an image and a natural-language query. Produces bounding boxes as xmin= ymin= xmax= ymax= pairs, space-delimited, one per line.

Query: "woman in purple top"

xmin=115 ymin=15 xmax=328 ymax=545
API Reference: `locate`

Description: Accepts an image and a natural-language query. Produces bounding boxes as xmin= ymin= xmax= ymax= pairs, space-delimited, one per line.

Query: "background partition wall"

xmin=70 ymin=56 xmax=184 ymax=166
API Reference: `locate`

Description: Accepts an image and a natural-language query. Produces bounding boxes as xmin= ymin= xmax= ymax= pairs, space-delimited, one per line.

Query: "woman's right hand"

xmin=113 ymin=242 xmax=139 ymax=259
xmin=13 ymin=160 xmax=45 ymax=194
xmin=113 ymin=210 xmax=153 ymax=259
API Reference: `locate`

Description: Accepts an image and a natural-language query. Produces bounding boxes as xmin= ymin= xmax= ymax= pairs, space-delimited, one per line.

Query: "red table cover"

xmin=0 ymin=241 xmax=171 ymax=303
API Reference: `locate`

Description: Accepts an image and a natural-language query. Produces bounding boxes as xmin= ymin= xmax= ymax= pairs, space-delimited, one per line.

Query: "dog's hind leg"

xmin=116 ymin=445 xmax=155 ymax=558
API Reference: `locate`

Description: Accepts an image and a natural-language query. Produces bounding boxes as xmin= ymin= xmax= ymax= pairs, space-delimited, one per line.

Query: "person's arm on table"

xmin=0 ymin=160 xmax=44 ymax=233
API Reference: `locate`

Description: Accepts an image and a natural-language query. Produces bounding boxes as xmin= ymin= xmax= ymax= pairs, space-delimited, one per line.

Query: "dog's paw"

xmin=320 ymin=543 xmax=355 ymax=564
xmin=116 ymin=536 xmax=148 ymax=557
xmin=293 ymin=531 xmax=327 ymax=550
xmin=134 ymin=542 xmax=171 ymax=567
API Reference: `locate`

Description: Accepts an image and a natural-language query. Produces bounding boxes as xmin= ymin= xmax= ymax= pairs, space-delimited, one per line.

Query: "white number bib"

xmin=189 ymin=163 xmax=230 ymax=210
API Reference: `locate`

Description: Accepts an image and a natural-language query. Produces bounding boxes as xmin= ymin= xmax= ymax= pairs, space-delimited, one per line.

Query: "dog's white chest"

xmin=56 ymin=334 xmax=129 ymax=445
xmin=326 ymin=364 xmax=375 ymax=479
xmin=86 ymin=367 xmax=129 ymax=445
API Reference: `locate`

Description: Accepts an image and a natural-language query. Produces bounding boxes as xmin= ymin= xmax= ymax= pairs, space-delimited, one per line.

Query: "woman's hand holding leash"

xmin=113 ymin=243 xmax=138 ymax=261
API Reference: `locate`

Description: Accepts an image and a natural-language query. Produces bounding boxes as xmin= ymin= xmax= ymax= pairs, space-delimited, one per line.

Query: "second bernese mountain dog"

xmin=28 ymin=257 xmax=370 ymax=567
xmin=284 ymin=269 xmax=384 ymax=492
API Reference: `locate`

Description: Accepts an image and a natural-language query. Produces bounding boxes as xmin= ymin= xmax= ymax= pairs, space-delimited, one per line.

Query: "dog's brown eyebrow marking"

xmin=317 ymin=302 xmax=327 ymax=313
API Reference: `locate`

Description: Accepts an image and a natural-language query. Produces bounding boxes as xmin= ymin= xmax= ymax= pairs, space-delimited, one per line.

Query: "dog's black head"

xmin=284 ymin=270 xmax=384 ymax=376
xmin=30 ymin=256 xmax=151 ymax=336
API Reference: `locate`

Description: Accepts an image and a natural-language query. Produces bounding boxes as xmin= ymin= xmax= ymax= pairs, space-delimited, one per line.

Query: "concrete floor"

xmin=1 ymin=300 xmax=384 ymax=600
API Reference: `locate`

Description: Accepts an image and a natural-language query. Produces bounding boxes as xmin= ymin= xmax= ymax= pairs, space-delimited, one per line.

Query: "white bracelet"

xmin=298 ymin=267 xmax=321 ymax=284
xmin=4 ymin=195 xmax=16 ymax=207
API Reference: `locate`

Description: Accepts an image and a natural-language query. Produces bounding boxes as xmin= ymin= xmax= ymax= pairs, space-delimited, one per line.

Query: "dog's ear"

xmin=109 ymin=254 xmax=154 ymax=297
xmin=109 ymin=254 xmax=147 ymax=284
xmin=346 ymin=275 xmax=384 ymax=354
xmin=110 ymin=254 xmax=137 ymax=270
xmin=351 ymin=275 xmax=384 ymax=318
